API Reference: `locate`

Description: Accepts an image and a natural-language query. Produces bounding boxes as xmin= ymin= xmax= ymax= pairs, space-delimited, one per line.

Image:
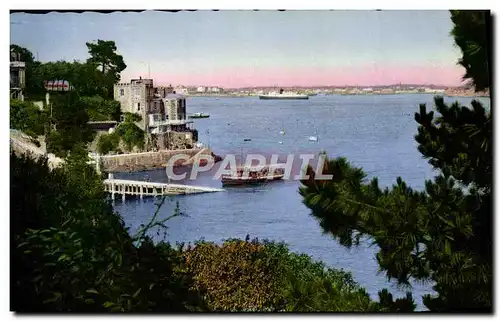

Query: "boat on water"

xmin=189 ymin=112 xmax=210 ymax=119
xmin=279 ymin=121 xmax=286 ymax=135
xmin=308 ymin=129 xmax=319 ymax=142
xmin=259 ymin=88 xmax=309 ymax=100
xmin=221 ymin=165 xmax=285 ymax=186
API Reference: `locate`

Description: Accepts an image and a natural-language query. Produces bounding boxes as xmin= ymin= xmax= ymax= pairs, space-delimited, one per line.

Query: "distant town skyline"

xmin=10 ymin=10 xmax=466 ymax=87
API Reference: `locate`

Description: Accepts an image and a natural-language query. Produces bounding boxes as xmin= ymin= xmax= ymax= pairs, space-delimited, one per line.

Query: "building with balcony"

xmin=148 ymin=94 xmax=198 ymax=150
xmin=10 ymin=50 xmax=26 ymax=101
xmin=114 ymin=79 xmax=199 ymax=150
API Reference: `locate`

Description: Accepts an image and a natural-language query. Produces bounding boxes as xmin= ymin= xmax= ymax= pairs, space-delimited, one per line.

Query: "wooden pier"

xmin=103 ymin=178 xmax=225 ymax=201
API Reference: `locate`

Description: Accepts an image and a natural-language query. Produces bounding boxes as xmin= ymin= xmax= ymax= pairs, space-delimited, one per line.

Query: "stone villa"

xmin=113 ymin=78 xmax=199 ymax=151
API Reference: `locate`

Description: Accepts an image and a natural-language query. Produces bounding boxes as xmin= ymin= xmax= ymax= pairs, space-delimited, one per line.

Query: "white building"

xmin=196 ymin=86 xmax=207 ymax=93
xmin=424 ymin=88 xmax=445 ymax=94
xmin=209 ymin=87 xmax=222 ymax=93
xmin=174 ymin=86 xmax=189 ymax=95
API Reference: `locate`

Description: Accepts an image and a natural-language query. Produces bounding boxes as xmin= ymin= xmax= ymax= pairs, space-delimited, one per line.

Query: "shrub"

xmin=183 ymin=238 xmax=283 ymax=311
xmin=10 ymin=151 xmax=202 ymax=312
xmin=183 ymin=237 xmax=386 ymax=312
xmin=97 ymin=132 xmax=120 ymax=155
xmin=10 ymin=99 xmax=47 ymax=137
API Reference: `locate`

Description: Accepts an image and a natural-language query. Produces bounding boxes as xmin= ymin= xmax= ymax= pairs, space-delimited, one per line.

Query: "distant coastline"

xmin=171 ymin=85 xmax=489 ymax=99
xmin=185 ymin=91 xmax=490 ymax=98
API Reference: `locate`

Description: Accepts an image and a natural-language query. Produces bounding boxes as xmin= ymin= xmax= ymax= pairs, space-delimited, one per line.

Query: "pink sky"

xmin=137 ymin=65 xmax=467 ymax=88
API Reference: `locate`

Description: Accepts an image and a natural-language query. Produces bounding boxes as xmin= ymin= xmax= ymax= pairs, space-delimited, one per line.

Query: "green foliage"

xmin=86 ymin=40 xmax=127 ymax=98
xmin=299 ymin=10 xmax=492 ymax=312
xmin=262 ymin=240 xmax=374 ymax=312
xmin=299 ymin=93 xmax=491 ymax=312
xmin=13 ymin=39 xmax=125 ymax=99
xmin=376 ymin=289 xmax=417 ymax=312
xmin=10 ymin=44 xmax=42 ymax=97
xmin=97 ymin=132 xmax=121 ymax=155
xmin=300 ymin=123 xmax=491 ymax=311
xmin=184 ymin=238 xmax=283 ymax=311
xmin=29 ymin=60 xmax=108 ymax=98
xmin=96 ymin=113 xmax=145 ymax=155
xmin=115 ymin=120 xmax=145 ymax=152
xmin=450 ymin=10 xmax=491 ymax=92
xmin=11 ymin=151 xmax=203 ymax=312
xmin=183 ymin=237 xmax=401 ymax=312
xmin=123 ymin=112 xmax=143 ymax=123
xmin=11 ymin=147 xmax=399 ymax=312
xmin=10 ymin=99 xmax=48 ymax=137
xmin=81 ymin=95 xmax=121 ymax=121
xmin=45 ymin=92 xmax=95 ymax=157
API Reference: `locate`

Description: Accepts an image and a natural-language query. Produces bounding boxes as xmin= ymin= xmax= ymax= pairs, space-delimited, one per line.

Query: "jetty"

xmin=103 ymin=178 xmax=224 ymax=200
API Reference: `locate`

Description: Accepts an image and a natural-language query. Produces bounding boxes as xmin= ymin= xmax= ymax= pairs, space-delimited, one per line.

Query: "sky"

xmin=10 ymin=10 xmax=466 ymax=88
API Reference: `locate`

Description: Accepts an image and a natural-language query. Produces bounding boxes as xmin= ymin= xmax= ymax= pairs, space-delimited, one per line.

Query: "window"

xmin=120 ymin=89 xmax=124 ymax=96
xmin=137 ymin=102 xmax=141 ymax=111
xmin=133 ymin=87 xmax=141 ymax=98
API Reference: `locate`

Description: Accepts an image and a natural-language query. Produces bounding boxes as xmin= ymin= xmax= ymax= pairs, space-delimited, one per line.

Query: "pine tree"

xmin=299 ymin=10 xmax=492 ymax=312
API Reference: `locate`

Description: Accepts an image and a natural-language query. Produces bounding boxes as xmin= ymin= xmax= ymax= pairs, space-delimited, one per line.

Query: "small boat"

xmin=278 ymin=141 xmax=283 ymax=144
xmin=279 ymin=123 xmax=285 ymax=135
xmin=259 ymin=88 xmax=309 ymax=100
xmin=308 ymin=129 xmax=319 ymax=142
xmin=189 ymin=112 xmax=210 ymax=119
xmin=244 ymin=138 xmax=252 ymax=141
xmin=221 ymin=165 xmax=285 ymax=186
xmin=279 ymin=121 xmax=286 ymax=135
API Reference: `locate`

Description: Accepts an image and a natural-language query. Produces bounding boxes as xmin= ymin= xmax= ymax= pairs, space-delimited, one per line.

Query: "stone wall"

xmin=153 ymin=131 xmax=198 ymax=150
xmin=99 ymin=148 xmax=209 ymax=173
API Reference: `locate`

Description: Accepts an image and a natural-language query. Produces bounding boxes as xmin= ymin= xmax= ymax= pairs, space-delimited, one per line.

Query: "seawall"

xmin=99 ymin=148 xmax=215 ymax=173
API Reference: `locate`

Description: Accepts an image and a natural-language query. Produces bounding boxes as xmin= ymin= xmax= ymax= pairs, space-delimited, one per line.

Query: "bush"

xmin=115 ymin=121 xmax=145 ymax=152
xmin=97 ymin=132 xmax=120 ymax=155
xmin=183 ymin=238 xmax=284 ymax=311
xmin=10 ymin=99 xmax=47 ymax=137
xmin=10 ymin=151 xmax=202 ymax=312
xmin=81 ymin=95 xmax=121 ymax=121
xmin=183 ymin=237 xmax=390 ymax=312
